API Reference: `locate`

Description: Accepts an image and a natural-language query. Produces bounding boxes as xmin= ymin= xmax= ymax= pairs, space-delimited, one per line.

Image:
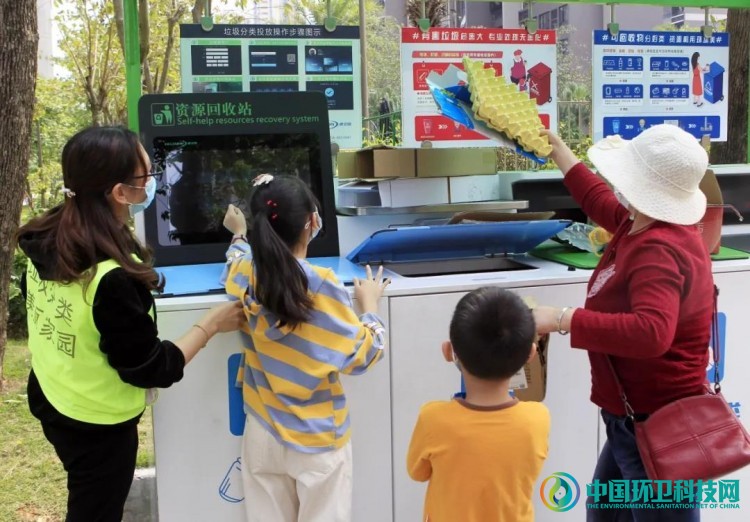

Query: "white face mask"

xmin=305 ymin=209 xmax=322 ymax=244
xmin=614 ymin=189 xmax=636 ymax=221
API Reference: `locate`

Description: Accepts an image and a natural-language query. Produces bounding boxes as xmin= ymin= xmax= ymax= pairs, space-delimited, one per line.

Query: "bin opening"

xmin=368 ymin=256 xmax=536 ymax=278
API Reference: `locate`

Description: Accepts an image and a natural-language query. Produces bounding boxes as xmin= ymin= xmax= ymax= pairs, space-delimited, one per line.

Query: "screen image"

xmin=190 ymin=45 xmax=242 ymax=76
xmin=151 ymin=134 xmax=322 ymax=247
xmin=249 ymin=46 xmax=299 ymax=75
xmin=249 ymin=81 xmax=299 ymax=93
xmin=192 ymin=81 xmax=243 ymax=94
xmin=306 ymin=80 xmax=354 ymax=110
xmin=304 ymin=46 xmax=353 ymax=74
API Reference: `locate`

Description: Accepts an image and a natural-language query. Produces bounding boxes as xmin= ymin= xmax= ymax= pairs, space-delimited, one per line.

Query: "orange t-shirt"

xmin=407 ymin=398 xmax=550 ymax=522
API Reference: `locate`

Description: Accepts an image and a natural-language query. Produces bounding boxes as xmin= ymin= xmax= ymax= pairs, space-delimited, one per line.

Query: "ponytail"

xmin=250 ymin=212 xmax=313 ymax=328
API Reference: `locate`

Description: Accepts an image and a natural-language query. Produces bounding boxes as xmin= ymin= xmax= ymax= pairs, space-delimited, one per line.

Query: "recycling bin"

xmin=528 ymin=62 xmax=553 ymax=106
xmin=703 ymin=61 xmax=725 ymax=104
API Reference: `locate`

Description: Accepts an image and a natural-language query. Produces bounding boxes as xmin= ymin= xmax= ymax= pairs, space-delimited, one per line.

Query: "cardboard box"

xmin=512 ymin=333 xmax=549 ymax=402
xmin=336 ymin=150 xmax=358 ymax=180
xmin=338 ymin=177 xmax=449 ymax=208
xmin=448 ymin=174 xmax=501 ymax=203
xmin=337 ymin=146 xmax=416 ymax=179
xmin=415 ymin=147 xmax=497 ymax=178
xmin=696 ymin=168 xmax=723 ymax=254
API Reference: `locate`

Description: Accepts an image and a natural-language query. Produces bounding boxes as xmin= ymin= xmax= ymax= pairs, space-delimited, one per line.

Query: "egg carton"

xmin=425 ymin=61 xmax=551 ymax=163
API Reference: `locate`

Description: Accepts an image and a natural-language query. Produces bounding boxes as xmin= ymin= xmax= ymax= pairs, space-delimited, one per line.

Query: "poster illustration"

xmin=400 ymin=28 xmax=557 ymax=148
xmin=592 ymin=30 xmax=730 ymax=142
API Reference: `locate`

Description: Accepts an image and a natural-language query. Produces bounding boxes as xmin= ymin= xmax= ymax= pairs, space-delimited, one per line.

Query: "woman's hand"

xmin=223 ymin=204 xmax=247 ymax=236
xmin=533 ymin=306 xmax=575 ymax=336
xmin=353 ymin=265 xmax=391 ymax=314
xmin=541 ymin=129 xmax=580 ymax=175
xmin=197 ymin=300 xmax=245 ymax=337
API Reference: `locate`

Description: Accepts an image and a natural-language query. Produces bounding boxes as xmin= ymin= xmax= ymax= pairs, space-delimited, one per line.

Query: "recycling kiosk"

xmin=704 ymin=61 xmax=725 ymax=104
xmin=136 ymin=90 xmax=750 ymax=522
xmin=528 ymin=62 xmax=553 ymax=105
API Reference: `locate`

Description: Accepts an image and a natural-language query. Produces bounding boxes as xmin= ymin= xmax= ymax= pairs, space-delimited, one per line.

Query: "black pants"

xmin=28 ymin=371 xmax=140 ymax=522
xmin=41 ymin=418 xmax=139 ymax=522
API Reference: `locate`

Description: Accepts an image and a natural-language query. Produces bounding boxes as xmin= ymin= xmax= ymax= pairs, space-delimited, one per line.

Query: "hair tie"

xmin=62 ymin=187 xmax=76 ymax=198
xmin=253 ymin=173 xmax=274 ymax=186
xmin=266 ymin=199 xmax=278 ymax=208
xmin=271 ymin=213 xmax=278 ymax=220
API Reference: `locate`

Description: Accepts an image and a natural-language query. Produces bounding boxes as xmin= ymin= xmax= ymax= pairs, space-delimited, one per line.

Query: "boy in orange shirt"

xmin=407 ymin=287 xmax=551 ymax=522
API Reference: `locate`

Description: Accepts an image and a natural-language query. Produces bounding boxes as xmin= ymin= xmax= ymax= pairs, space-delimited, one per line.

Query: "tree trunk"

xmin=710 ymin=9 xmax=749 ymax=165
xmin=113 ymin=0 xmax=126 ymax=55
xmin=0 ymin=0 xmax=38 ymax=388
xmin=192 ymin=0 xmax=207 ymax=24
xmin=138 ymin=0 xmax=153 ymax=93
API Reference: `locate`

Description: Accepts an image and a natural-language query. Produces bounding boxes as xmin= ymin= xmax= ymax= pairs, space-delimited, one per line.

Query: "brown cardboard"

xmin=415 ymin=148 xmax=497 ymax=178
xmin=336 ymin=150 xmax=358 ymax=179
xmin=513 ymin=334 xmax=549 ymax=402
xmin=697 ymin=168 xmax=724 ymax=254
xmin=337 ymin=146 xmax=416 ymax=179
xmin=699 ymin=168 xmax=722 ymax=206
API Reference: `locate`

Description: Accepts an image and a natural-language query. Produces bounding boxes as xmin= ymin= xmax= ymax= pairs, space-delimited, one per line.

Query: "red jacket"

xmin=564 ymin=163 xmax=713 ymax=415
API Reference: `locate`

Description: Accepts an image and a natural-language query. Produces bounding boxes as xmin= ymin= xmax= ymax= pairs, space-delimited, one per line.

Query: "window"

xmin=550 ymin=9 xmax=558 ymax=28
xmin=518 ymin=9 xmax=528 ymax=25
xmin=539 ymin=11 xmax=551 ymax=30
xmin=559 ymin=5 xmax=569 ymax=26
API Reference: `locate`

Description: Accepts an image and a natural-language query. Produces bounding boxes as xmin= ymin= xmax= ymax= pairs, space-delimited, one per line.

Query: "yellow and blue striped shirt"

xmin=222 ymin=242 xmax=385 ymax=453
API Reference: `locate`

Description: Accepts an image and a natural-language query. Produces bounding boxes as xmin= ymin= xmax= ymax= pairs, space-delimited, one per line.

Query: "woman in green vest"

xmin=16 ymin=126 xmax=244 ymax=522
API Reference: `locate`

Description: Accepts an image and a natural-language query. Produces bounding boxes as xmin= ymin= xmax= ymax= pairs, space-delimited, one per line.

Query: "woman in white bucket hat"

xmin=534 ymin=125 xmax=713 ymax=522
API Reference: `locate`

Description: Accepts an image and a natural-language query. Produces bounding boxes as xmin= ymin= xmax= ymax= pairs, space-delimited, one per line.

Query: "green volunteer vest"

xmin=26 ymin=258 xmax=147 ymax=424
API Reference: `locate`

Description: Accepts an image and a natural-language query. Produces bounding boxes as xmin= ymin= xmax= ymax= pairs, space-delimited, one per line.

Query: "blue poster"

xmin=592 ymin=30 xmax=729 ymax=142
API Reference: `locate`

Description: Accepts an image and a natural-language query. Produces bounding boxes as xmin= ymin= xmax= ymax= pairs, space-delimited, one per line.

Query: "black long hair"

xmin=16 ymin=126 xmax=161 ymax=291
xmin=691 ymin=52 xmax=700 ymax=71
xmin=249 ymin=175 xmax=319 ymax=328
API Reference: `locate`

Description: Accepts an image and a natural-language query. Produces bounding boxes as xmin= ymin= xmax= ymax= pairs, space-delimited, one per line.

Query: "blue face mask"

xmin=128 ymin=177 xmax=156 ymax=217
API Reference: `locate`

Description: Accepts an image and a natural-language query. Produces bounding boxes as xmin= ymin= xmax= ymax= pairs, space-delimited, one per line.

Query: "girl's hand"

xmin=353 ymin=265 xmax=390 ymax=314
xmin=223 ymin=204 xmax=247 ymax=236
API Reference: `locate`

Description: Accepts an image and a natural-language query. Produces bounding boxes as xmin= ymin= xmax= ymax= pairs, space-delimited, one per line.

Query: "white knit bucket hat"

xmin=587 ymin=124 xmax=709 ymax=225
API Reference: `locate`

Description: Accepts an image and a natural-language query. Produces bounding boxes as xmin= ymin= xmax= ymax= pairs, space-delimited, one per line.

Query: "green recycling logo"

xmin=151 ymin=103 xmax=175 ymax=126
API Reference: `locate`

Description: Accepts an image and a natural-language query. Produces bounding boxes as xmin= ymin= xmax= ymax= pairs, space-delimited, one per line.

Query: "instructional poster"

xmin=592 ymin=30 xmax=730 ymax=142
xmin=400 ymin=28 xmax=558 ymax=148
xmin=180 ymin=24 xmax=362 ymax=148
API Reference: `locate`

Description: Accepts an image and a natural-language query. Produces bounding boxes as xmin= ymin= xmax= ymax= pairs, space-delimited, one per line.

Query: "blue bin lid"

xmin=346 ymin=220 xmax=572 ymax=264
xmin=708 ymin=61 xmax=725 ymax=76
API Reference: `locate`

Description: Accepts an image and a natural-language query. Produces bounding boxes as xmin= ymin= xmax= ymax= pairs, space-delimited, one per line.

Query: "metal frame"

xmin=123 ymin=0 xmax=750 ymax=161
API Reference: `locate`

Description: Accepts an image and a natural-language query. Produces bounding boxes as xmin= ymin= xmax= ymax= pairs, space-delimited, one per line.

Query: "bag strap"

xmin=606 ymin=284 xmax=721 ymax=420
xmin=711 ymin=285 xmax=721 ymax=393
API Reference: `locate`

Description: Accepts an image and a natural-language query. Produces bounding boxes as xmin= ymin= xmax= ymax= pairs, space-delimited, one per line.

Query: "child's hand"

xmin=353 ymin=265 xmax=390 ymax=314
xmin=223 ymin=204 xmax=247 ymax=236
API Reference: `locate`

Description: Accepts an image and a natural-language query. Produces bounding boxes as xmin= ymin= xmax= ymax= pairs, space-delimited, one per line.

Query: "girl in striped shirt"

xmin=222 ymin=174 xmax=389 ymax=522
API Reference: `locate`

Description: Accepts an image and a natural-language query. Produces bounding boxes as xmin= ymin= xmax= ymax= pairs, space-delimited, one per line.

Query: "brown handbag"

xmin=606 ymin=286 xmax=750 ymax=481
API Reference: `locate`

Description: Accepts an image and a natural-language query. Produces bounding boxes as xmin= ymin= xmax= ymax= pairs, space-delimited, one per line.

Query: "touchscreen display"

xmin=151 ymin=133 xmax=322 ymax=247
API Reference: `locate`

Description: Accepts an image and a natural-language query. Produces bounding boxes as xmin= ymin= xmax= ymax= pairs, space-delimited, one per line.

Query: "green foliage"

xmin=405 ymin=0 xmax=448 ymax=28
xmin=282 ymin=0 xmax=402 ymax=134
xmin=7 ymin=252 xmax=28 ymax=340
xmin=283 ymin=0 xmax=361 ymax=25
xmin=55 ymin=0 xmax=125 ymax=125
